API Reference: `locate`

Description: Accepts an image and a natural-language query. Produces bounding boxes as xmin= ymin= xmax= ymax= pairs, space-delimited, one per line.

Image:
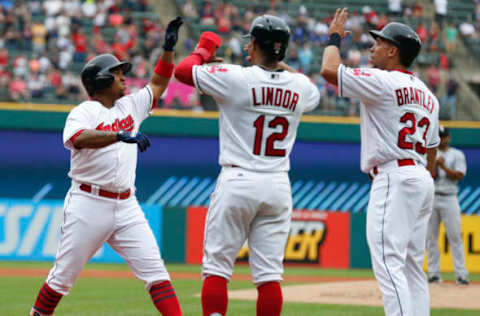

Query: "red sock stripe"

xmin=154 ymin=293 xmax=177 ymax=304
xmin=34 ymin=283 xmax=62 ymax=314
xmin=38 ymin=292 xmax=57 ymax=308
xmin=151 ymin=288 xmax=175 ymax=300
xmin=149 ymin=282 xmax=172 ymax=293
xmin=42 ymin=283 xmax=62 ymax=299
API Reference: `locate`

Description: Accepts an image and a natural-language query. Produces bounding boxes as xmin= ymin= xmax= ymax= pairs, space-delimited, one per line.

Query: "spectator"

xmin=442 ymin=73 xmax=459 ymax=119
xmin=72 ymin=29 xmax=88 ymax=62
xmin=0 ymin=66 xmax=11 ymax=89
xmin=43 ymin=0 xmax=63 ymax=17
xmin=434 ymin=0 xmax=447 ymax=28
xmin=298 ymin=43 xmax=313 ymax=74
xmin=0 ymin=48 xmax=8 ymax=67
xmin=62 ymin=71 xmax=82 ymax=100
xmin=429 ymin=22 xmax=440 ymax=52
xmin=200 ymin=1 xmax=215 ymax=25
xmin=13 ymin=54 xmax=28 ymax=78
xmin=9 ymin=75 xmax=29 ymax=101
xmin=412 ymin=1 xmax=423 ymax=17
xmin=362 ymin=6 xmax=378 ymax=28
xmin=445 ymin=21 xmax=458 ymax=54
xmin=388 ymin=0 xmax=403 ymax=16
xmin=459 ymin=20 xmax=476 ymax=38
xmin=182 ymin=0 xmax=198 ymax=18
xmin=31 ymin=20 xmax=48 ymax=54
xmin=39 ymin=52 xmax=52 ymax=73
xmin=416 ymin=22 xmax=428 ymax=43
xmin=427 ymin=64 xmax=441 ymax=94
xmin=27 ymin=73 xmax=45 ymax=98
xmin=81 ymin=0 xmax=97 ymax=18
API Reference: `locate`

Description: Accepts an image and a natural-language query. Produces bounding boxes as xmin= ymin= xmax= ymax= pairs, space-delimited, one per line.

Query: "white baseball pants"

xmin=46 ymin=183 xmax=170 ymax=295
xmin=367 ymin=164 xmax=434 ymax=316
xmin=426 ymin=193 xmax=468 ymax=280
xmin=202 ymin=166 xmax=292 ymax=285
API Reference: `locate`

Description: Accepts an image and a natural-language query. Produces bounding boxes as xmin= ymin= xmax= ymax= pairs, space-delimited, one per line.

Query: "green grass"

xmin=1 ymin=261 xmax=478 ymax=315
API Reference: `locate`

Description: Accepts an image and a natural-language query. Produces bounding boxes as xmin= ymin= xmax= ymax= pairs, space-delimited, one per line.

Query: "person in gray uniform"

xmin=426 ymin=126 xmax=469 ymax=285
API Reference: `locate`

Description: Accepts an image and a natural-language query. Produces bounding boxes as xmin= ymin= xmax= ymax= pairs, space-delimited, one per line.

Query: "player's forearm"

xmin=440 ymin=165 xmax=464 ymax=180
xmin=278 ymin=61 xmax=297 ymax=73
xmin=150 ymin=51 xmax=175 ymax=100
xmin=321 ymin=46 xmax=341 ymax=85
xmin=174 ymin=54 xmax=203 ymax=86
xmin=426 ymin=148 xmax=437 ymax=178
xmin=73 ymin=130 xmax=119 ymax=149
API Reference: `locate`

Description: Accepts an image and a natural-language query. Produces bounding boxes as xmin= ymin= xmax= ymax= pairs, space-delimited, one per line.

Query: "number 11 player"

xmin=321 ymin=8 xmax=440 ymax=316
xmin=175 ymin=15 xmax=320 ymax=316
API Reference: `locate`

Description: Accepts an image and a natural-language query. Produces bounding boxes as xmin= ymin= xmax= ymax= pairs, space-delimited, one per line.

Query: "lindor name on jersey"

xmin=251 ymin=86 xmax=299 ymax=112
xmin=395 ymin=86 xmax=435 ymax=113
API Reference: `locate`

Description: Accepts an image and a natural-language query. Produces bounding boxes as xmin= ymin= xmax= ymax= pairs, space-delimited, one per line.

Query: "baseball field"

xmin=2 ymin=261 xmax=479 ymax=315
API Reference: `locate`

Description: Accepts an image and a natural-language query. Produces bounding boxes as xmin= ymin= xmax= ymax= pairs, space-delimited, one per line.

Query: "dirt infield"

xmin=0 ymin=267 xmax=367 ymax=283
xmin=3 ymin=268 xmax=478 ymax=310
xmin=229 ymin=280 xmax=480 ymax=310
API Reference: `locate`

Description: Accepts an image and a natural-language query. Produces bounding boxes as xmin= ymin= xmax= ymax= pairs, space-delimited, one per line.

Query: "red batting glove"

xmin=193 ymin=31 xmax=222 ymax=63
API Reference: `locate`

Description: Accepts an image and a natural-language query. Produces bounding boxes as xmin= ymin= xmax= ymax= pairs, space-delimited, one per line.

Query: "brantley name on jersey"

xmin=395 ymin=86 xmax=435 ymax=113
xmin=252 ymin=86 xmax=299 ymax=112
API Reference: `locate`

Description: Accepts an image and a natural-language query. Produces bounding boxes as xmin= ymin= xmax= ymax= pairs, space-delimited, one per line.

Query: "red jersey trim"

xmin=70 ymin=129 xmax=85 ymax=148
xmin=391 ymin=69 xmax=413 ymax=75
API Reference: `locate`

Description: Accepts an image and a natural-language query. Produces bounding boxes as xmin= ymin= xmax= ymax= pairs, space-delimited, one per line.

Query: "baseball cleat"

xmin=456 ymin=277 xmax=469 ymax=285
xmin=29 ymin=308 xmax=52 ymax=316
xmin=427 ymin=276 xmax=442 ymax=284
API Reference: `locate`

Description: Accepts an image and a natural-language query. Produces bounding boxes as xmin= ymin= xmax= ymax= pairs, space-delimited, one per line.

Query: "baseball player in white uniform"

xmin=321 ymin=9 xmax=439 ymax=316
xmin=426 ymin=126 xmax=469 ymax=285
xmin=175 ymin=15 xmax=320 ymax=316
xmin=29 ymin=17 xmax=184 ymax=316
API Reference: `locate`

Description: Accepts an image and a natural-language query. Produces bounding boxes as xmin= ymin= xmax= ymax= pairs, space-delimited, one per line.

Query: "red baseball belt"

xmin=369 ymin=159 xmax=416 ymax=180
xmin=79 ymin=183 xmax=131 ymax=200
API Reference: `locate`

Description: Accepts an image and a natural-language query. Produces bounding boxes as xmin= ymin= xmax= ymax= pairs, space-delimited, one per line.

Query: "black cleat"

xmin=456 ymin=277 xmax=469 ymax=285
xmin=428 ymin=276 xmax=441 ymax=283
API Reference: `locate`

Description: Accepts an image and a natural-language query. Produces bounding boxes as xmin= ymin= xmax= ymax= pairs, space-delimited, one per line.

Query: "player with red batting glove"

xmin=321 ymin=8 xmax=440 ymax=316
xmin=175 ymin=15 xmax=320 ymax=316
xmin=29 ymin=17 xmax=184 ymax=316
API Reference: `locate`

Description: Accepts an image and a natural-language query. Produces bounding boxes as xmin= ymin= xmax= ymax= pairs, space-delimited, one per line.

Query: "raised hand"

xmin=329 ymin=8 xmax=350 ymax=38
xmin=163 ymin=16 xmax=184 ymax=51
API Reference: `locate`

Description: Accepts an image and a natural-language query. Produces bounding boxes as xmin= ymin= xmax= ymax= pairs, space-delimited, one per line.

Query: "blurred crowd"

xmin=0 ymin=0 xmax=476 ymax=120
xmin=0 ymin=0 xmax=166 ymax=104
xmin=181 ymin=0 xmax=462 ymax=118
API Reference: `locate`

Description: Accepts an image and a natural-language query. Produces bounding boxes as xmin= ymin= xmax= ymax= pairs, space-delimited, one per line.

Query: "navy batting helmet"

xmin=369 ymin=22 xmax=421 ymax=67
xmin=81 ymin=54 xmax=132 ymax=96
xmin=247 ymin=15 xmax=290 ymax=61
xmin=439 ymin=125 xmax=450 ymax=137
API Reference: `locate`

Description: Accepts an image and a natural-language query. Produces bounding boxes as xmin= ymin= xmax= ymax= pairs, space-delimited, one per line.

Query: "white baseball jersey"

xmin=338 ymin=65 xmax=440 ymax=173
xmin=435 ymin=147 xmax=467 ymax=195
xmin=193 ymin=64 xmax=320 ymax=172
xmin=63 ymin=85 xmax=155 ymax=191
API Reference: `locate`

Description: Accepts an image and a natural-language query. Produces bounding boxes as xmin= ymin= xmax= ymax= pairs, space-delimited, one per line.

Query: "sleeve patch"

xmin=352 ymin=69 xmax=371 ymax=77
xmin=206 ymin=65 xmax=228 ymax=74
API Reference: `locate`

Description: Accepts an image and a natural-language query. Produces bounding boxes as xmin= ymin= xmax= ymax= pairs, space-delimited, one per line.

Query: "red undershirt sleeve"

xmin=174 ymin=54 xmax=204 ymax=86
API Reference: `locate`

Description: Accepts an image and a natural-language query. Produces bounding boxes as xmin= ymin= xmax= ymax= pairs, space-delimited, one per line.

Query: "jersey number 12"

xmin=253 ymin=115 xmax=289 ymax=157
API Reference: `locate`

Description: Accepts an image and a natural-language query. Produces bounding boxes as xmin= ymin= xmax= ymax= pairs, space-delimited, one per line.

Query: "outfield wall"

xmin=0 ymin=106 xmax=479 ymax=271
xmin=1 ymin=199 xmax=480 ymax=272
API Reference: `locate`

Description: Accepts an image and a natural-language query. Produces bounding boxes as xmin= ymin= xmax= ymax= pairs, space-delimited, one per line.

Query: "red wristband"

xmin=154 ymin=59 xmax=174 ymax=78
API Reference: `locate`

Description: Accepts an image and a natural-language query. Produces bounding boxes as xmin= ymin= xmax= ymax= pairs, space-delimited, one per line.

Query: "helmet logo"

xmin=274 ymin=42 xmax=282 ymax=54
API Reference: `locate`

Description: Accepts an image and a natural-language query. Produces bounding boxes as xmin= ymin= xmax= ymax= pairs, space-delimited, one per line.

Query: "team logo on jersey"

xmin=206 ymin=65 xmax=228 ymax=74
xmin=96 ymin=114 xmax=134 ymax=132
xmin=352 ymin=68 xmax=371 ymax=77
